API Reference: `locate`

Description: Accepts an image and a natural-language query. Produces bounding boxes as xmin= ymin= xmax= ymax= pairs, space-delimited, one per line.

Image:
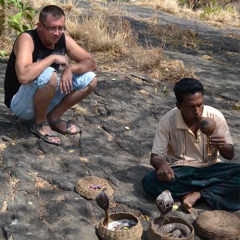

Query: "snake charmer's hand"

xmin=209 ymin=135 xmax=226 ymax=148
xmin=156 ymin=161 xmax=175 ymax=182
xmin=209 ymin=135 xmax=234 ymax=160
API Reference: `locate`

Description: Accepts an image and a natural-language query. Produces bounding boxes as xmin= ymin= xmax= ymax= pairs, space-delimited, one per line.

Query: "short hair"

xmin=174 ymin=78 xmax=204 ymax=103
xmin=39 ymin=5 xmax=65 ymax=22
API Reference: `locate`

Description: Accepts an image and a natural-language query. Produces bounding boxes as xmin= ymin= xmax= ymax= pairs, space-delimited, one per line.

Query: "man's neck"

xmin=183 ymin=116 xmax=199 ymax=135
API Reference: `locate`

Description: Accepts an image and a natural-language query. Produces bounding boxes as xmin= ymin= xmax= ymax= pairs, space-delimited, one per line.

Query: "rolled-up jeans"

xmin=142 ymin=162 xmax=240 ymax=211
xmin=10 ymin=67 xmax=97 ymax=120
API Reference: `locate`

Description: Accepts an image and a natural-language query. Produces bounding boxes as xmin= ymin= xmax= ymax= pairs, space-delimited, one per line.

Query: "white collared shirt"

xmin=152 ymin=105 xmax=233 ymax=167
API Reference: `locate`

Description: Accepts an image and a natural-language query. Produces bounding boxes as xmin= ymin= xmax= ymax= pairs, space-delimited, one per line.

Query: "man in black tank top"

xmin=4 ymin=5 xmax=98 ymax=145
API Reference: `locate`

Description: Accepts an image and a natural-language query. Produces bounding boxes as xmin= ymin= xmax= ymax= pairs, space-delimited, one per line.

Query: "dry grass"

xmin=0 ymin=0 xmax=239 ymax=83
xmin=29 ymin=172 xmax=59 ymax=189
xmin=135 ymin=0 xmax=180 ymax=15
xmin=66 ymin=14 xmax=137 ymax=54
xmin=200 ymin=6 xmax=240 ymax=27
xmin=137 ymin=0 xmax=240 ymax=28
xmin=0 ymin=142 xmax=6 ymax=167
xmin=129 ymin=47 xmax=163 ymax=70
xmin=0 ymin=142 xmax=6 ymax=151
xmin=72 ymin=104 xmax=88 ymax=116
xmin=126 ymin=46 xmax=195 ymax=82
xmin=149 ymin=20 xmax=200 ymax=49
xmin=151 ymin=59 xmax=195 ymax=82
xmin=0 ymin=173 xmax=20 ymax=212
xmin=63 ymin=1 xmax=194 ymax=81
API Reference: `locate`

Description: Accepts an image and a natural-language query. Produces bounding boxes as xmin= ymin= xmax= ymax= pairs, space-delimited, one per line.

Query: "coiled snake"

xmin=155 ymin=190 xmax=191 ymax=238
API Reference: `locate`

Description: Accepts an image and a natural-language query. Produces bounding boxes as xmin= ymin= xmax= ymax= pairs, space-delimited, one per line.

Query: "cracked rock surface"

xmin=0 ymin=2 xmax=240 ymax=240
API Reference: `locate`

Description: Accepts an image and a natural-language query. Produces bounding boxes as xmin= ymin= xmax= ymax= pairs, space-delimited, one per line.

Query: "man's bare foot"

xmin=182 ymin=192 xmax=201 ymax=213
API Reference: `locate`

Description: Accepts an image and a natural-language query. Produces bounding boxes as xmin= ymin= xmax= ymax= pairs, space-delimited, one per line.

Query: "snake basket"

xmin=146 ymin=216 xmax=194 ymax=240
xmin=194 ymin=210 xmax=240 ymax=240
xmin=75 ymin=176 xmax=114 ymax=200
xmin=98 ymin=212 xmax=143 ymax=240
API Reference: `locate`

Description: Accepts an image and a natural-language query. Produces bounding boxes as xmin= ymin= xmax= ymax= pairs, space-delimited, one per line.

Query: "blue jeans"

xmin=10 ymin=67 xmax=97 ymax=120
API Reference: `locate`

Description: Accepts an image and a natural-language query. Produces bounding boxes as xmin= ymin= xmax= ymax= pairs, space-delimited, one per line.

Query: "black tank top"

xmin=4 ymin=29 xmax=66 ymax=108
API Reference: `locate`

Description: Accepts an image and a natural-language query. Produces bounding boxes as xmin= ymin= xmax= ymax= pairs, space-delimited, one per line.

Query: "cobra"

xmin=155 ymin=190 xmax=191 ymax=238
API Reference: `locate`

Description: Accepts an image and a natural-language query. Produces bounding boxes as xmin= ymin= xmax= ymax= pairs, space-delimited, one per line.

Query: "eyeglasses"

xmin=41 ymin=22 xmax=66 ymax=33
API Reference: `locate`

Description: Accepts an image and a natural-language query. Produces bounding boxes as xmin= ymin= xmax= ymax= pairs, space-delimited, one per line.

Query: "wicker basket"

xmin=194 ymin=210 xmax=240 ymax=240
xmin=75 ymin=176 xmax=114 ymax=200
xmin=146 ymin=216 xmax=194 ymax=240
xmin=98 ymin=212 xmax=143 ymax=240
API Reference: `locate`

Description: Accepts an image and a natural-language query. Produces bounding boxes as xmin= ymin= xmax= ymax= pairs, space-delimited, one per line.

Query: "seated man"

xmin=4 ymin=5 xmax=97 ymax=145
xmin=142 ymin=78 xmax=240 ymax=213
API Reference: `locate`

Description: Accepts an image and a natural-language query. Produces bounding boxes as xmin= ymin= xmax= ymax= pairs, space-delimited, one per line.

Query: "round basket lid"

xmin=76 ymin=176 xmax=114 ymax=200
xmin=195 ymin=210 xmax=240 ymax=240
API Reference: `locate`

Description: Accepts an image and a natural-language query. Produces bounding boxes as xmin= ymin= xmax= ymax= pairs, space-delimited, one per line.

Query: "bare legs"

xmin=34 ymin=72 xmax=61 ymax=144
xmin=33 ymin=73 xmax=98 ymax=143
xmin=182 ymin=192 xmax=201 ymax=213
xmin=47 ymin=77 xmax=98 ymax=133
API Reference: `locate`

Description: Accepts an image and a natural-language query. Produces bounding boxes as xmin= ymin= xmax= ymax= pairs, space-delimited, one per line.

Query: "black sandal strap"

xmin=49 ymin=119 xmax=62 ymax=127
xmin=34 ymin=121 xmax=50 ymax=130
xmin=66 ymin=120 xmax=72 ymax=130
xmin=50 ymin=119 xmax=72 ymax=129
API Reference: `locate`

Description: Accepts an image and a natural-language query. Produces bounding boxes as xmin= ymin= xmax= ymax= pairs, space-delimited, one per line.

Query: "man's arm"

xmin=219 ymin=144 xmax=234 ymax=160
xmin=58 ymin=34 xmax=97 ymax=94
xmin=150 ymin=153 xmax=175 ymax=182
xmin=14 ymin=33 xmax=68 ymax=85
xmin=65 ymin=34 xmax=97 ymax=74
xmin=210 ymin=135 xmax=234 ymax=160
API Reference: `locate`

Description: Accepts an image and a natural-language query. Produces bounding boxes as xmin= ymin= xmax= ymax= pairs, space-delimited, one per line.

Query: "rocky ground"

xmin=0 ymin=1 xmax=240 ymax=240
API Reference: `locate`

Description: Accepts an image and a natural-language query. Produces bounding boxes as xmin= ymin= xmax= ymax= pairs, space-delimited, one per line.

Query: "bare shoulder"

xmin=64 ymin=33 xmax=76 ymax=41
xmin=14 ymin=32 xmax=34 ymax=53
xmin=15 ymin=32 xmax=33 ymax=44
xmin=64 ymin=34 xmax=84 ymax=50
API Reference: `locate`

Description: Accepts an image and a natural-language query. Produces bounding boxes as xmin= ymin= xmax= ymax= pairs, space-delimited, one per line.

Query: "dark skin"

xmin=150 ymin=91 xmax=234 ymax=183
xmin=151 ymin=91 xmax=234 ymax=212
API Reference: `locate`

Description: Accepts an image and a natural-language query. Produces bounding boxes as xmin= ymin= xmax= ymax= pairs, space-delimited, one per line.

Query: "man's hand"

xmin=150 ymin=153 xmax=175 ymax=182
xmin=54 ymin=55 xmax=69 ymax=66
xmin=156 ymin=161 xmax=175 ymax=182
xmin=59 ymin=66 xmax=73 ymax=94
xmin=53 ymin=55 xmax=71 ymax=94
xmin=209 ymin=135 xmax=234 ymax=160
xmin=209 ymin=135 xmax=226 ymax=148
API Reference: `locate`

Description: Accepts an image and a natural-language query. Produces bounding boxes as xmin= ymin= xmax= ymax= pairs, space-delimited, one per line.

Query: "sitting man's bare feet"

xmin=182 ymin=192 xmax=201 ymax=213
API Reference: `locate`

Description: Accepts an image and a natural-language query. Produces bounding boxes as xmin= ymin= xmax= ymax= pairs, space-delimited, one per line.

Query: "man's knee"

xmin=88 ymin=76 xmax=98 ymax=91
xmin=47 ymin=71 xmax=58 ymax=88
xmin=37 ymin=67 xmax=57 ymax=89
xmin=72 ymin=72 xmax=97 ymax=91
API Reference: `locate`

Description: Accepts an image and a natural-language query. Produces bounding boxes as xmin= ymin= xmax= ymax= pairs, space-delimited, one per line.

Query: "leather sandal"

xmin=30 ymin=121 xmax=61 ymax=146
xmin=49 ymin=119 xmax=80 ymax=135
